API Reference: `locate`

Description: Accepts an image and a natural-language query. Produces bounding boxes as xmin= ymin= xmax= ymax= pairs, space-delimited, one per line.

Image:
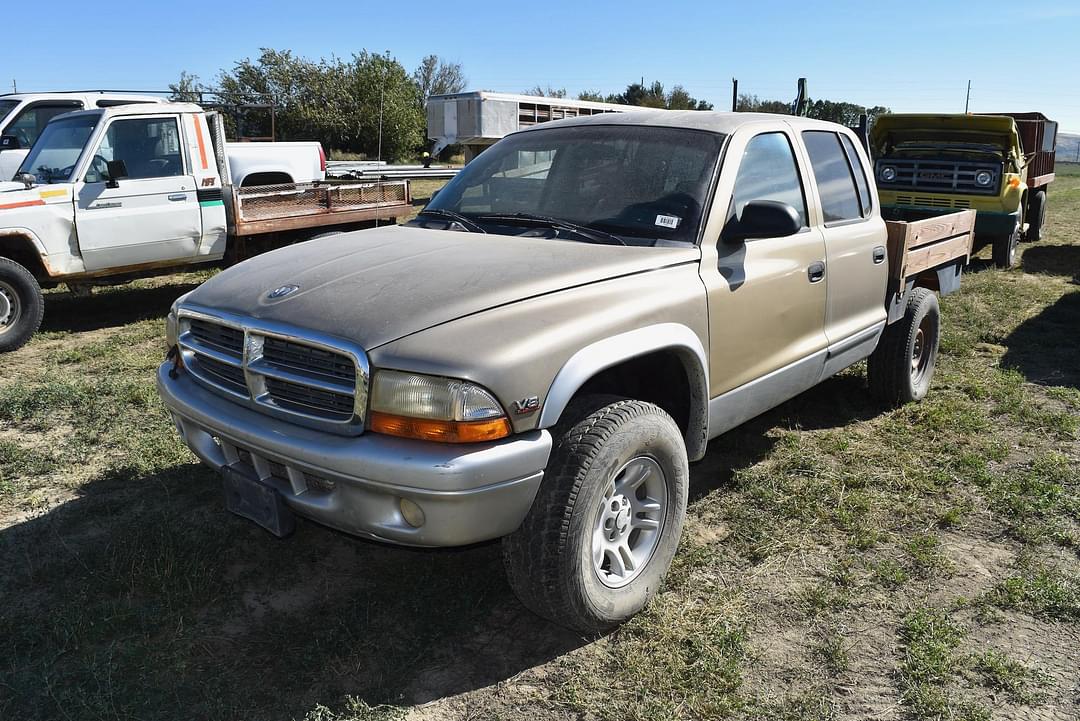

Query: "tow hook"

xmin=166 ymin=345 xmax=183 ymax=379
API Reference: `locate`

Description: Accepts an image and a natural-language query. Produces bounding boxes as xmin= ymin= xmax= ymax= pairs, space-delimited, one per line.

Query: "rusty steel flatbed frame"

xmin=227 ymin=180 xmax=412 ymax=237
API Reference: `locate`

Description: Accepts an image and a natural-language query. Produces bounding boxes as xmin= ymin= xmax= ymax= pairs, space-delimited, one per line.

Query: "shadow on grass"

xmin=690 ymin=372 xmax=881 ymax=501
xmin=0 ymin=461 xmax=583 ymax=721
xmin=40 ymin=281 xmax=203 ymax=334
xmin=1021 ymin=244 xmax=1080 ymax=280
xmin=1000 ymin=290 xmax=1080 ymax=389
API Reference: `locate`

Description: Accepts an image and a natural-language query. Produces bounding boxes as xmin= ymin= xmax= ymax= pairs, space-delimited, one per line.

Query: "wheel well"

xmin=570 ymin=350 xmax=697 ymax=451
xmin=0 ymin=235 xmax=47 ymax=279
xmin=240 ymin=171 xmax=294 ymax=187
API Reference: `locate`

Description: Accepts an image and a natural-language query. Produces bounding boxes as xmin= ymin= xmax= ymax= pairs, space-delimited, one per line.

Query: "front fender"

xmin=536 ymin=323 xmax=710 ymax=460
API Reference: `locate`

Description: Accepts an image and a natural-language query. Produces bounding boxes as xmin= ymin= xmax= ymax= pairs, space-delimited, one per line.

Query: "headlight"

xmin=369 ymin=370 xmax=511 ymax=443
xmin=974 ymin=170 xmax=993 ymax=187
xmin=879 ymin=165 xmax=897 ymax=183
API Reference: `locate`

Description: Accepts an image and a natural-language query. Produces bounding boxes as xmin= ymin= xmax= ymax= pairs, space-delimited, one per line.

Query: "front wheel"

xmin=0 ymin=257 xmax=44 ymax=353
xmin=868 ymin=287 xmax=940 ymax=405
xmin=991 ymin=222 xmax=1021 ymax=269
xmin=502 ymin=397 xmax=688 ymax=633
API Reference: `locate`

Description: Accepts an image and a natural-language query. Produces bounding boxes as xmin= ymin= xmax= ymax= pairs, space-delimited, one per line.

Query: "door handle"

xmin=168 ymin=193 xmax=188 ymax=202
xmin=807 ymin=261 xmax=826 ymax=283
xmin=873 ymin=245 xmax=887 ymax=264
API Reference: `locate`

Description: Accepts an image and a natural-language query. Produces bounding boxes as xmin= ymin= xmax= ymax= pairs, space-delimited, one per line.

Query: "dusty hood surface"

xmin=183 ymin=224 xmax=699 ymax=349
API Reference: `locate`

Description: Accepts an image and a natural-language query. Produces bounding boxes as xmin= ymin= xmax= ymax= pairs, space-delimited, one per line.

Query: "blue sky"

xmin=5 ymin=0 xmax=1080 ymax=131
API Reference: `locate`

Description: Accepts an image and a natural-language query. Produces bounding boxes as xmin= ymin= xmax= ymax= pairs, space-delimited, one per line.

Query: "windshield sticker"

xmin=655 ymin=214 xmax=681 ymax=229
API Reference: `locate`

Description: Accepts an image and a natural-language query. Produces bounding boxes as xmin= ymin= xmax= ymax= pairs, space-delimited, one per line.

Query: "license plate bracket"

xmin=222 ymin=465 xmax=295 ymax=538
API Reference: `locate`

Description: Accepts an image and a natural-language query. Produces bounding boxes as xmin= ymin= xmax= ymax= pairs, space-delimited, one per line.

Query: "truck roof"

xmin=0 ymin=91 xmax=167 ymax=103
xmin=48 ymin=102 xmax=204 ymax=122
xmin=515 ymin=109 xmax=850 ymax=136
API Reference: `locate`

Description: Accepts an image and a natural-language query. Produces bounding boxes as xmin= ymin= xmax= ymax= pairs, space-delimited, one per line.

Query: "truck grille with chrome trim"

xmin=177 ymin=310 xmax=368 ymax=433
xmin=876 ymin=158 xmax=1002 ymax=196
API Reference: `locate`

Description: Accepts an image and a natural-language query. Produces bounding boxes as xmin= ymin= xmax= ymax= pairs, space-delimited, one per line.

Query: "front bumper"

xmin=157 ymin=363 xmax=551 ymax=546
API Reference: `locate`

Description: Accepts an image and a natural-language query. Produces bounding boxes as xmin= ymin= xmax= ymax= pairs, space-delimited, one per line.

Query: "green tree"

xmin=607 ymin=81 xmax=712 ymax=110
xmin=168 ymin=71 xmax=207 ymax=103
xmin=200 ymin=48 xmax=424 ymax=160
xmin=577 ymin=90 xmax=605 ymax=102
xmin=524 ymin=85 xmax=568 ymax=98
xmin=414 ymin=55 xmax=466 ymax=106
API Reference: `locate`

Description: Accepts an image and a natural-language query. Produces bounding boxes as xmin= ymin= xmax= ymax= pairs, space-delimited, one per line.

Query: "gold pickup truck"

xmin=158 ymin=111 xmax=975 ymax=632
xmin=871 ymin=112 xmax=1057 ymax=268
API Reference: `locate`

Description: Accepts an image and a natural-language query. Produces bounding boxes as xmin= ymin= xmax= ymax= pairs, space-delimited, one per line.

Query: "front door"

xmin=75 ymin=115 xmax=201 ymax=271
xmin=701 ymin=129 xmax=829 ymax=401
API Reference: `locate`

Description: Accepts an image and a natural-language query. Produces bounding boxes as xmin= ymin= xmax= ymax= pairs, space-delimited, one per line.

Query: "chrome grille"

xmin=177 ymin=309 xmax=369 ymax=435
xmin=262 ymin=336 xmax=356 ymax=384
xmin=876 ymin=158 xmax=1002 ymax=195
xmin=188 ymin=318 xmax=245 ymax=356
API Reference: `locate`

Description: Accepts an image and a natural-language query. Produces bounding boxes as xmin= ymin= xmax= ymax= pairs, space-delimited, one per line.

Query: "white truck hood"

xmin=0 ymin=181 xmax=28 ymax=194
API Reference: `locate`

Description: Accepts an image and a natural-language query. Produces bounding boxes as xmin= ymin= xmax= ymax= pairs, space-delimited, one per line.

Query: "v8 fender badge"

xmin=512 ymin=396 xmax=541 ymax=415
xmin=267 ymin=284 xmax=300 ymax=300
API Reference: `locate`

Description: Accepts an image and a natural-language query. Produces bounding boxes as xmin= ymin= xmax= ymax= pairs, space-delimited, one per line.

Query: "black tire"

xmin=868 ymin=287 xmax=940 ymax=406
xmin=304 ymin=230 xmax=345 ymax=242
xmin=502 ymin=396 xmax=689 ymax=633
xmin=991 ymin=224 xmax=1020 ymax=269
xmin=0 ymin=257 xmax=44 ymax=353
xmin=1025 ymin=189 xmax=1047 ymax=242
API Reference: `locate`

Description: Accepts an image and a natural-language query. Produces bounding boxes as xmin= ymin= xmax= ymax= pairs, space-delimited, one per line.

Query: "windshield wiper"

xmin=476 ymin=212 xmax=627 ymax=246
xmin=417 ymin=208 xmax=487 ymax=233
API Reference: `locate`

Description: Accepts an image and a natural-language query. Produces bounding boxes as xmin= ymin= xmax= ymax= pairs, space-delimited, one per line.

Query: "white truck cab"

xmin=0 ymin=92 xmax=166 ymax=180
xmin=0 ymin=102 xmax=406 ymax=352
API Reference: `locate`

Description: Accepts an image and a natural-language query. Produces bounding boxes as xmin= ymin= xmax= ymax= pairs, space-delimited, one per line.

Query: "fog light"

xmin=399 ymin=498 xmax=426 ymax=528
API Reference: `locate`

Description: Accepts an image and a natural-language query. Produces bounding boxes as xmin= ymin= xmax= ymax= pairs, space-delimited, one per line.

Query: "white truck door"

xmin=74 ymin=115 xmax=202 ymax=271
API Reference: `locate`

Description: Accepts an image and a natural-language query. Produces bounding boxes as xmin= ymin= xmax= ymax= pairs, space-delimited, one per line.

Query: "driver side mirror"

xmin=0 ymin=135 xmax=20 ymax=150
xmin=105 ymin=159 xmax=129 ymax=189
xmin=722 ymin=200 xmax=802 ymax=243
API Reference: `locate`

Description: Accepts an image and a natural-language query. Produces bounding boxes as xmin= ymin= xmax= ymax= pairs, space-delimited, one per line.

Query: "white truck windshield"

xmin=17 ymin=114 xmax=100 ymax=184
xmin=425 ymin=125 xmax=724 ymax=245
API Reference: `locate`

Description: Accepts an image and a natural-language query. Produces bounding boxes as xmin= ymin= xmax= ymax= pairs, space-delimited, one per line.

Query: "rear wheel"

xmin=0 ymin=258 xmax=45 ymax=353
xmin=1025 ymin=190 xmax=1047 ymax=242
xmin=502 ymin=396 xmax=688 ymax=633
xmin=868 ymin=287 xmax=940 ymax=405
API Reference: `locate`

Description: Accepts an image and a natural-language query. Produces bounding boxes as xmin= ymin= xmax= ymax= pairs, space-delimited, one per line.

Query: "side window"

xmin=93 ymin=117 xmax=183 ymax=182
xmin=730 ymin=132 xmax=807 ymax=228
xmin=839 ymin=134 xmax=872 ymax=217
xmin=7 ymin=103 xmax=82 ymax=148
xmin=802 ymin=131 xmax=862 ymax=224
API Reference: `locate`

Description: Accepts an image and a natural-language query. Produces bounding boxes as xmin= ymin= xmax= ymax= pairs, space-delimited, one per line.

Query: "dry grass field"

xmin=1 ymin=168 xmax=1077 ymax=721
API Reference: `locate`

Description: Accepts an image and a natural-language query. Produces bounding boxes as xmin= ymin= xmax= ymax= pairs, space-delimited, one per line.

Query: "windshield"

xmin=0 ymin=100 xmax=18 ymax=128
xmin=17 ymin=113 xmax=100 ymax=184
xmin=422 ymin=125 xmax=724 ymax=245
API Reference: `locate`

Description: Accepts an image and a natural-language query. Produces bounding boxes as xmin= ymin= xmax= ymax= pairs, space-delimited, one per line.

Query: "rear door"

xmin=800 ymin=130 xmax=888 ymax=347
xmin=74 ymin=114 xmax=202 ymax=271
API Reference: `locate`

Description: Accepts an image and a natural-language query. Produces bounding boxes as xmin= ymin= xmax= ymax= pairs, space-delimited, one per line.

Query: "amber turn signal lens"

xmin=1008 ymin=177 xmax=1021 ymax=188
xmin=370 ymin=411 xmax=512 ymax=443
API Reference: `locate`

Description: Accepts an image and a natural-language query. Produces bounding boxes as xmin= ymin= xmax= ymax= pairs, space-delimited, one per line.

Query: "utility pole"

xmin=731 ymin=78 xmax=738 ymax=112
xmin=964 ymin=80 xmax=971 ymax=113
xmin=10 ymin=79 xmax=15 ymax=93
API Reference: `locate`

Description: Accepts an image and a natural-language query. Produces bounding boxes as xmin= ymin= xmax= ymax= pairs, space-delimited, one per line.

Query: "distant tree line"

xmin=736 ymin=93 xmax=890 ymax=126
xmin=527 ymin=81 xmax=713 ymax=110
xmin=170 ymin=49 xmax=466 ymax=161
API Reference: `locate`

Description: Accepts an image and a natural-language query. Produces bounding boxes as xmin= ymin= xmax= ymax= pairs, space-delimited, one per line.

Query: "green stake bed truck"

xmin=871 ymin=112 xmax=1057 ymax=268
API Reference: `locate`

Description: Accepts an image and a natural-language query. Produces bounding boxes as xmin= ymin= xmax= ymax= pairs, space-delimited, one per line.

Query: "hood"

xmin=0 ymin=181 xmax=29 ymax=194
xmin=183 ymin=224 xmax=699 ymax=349
xmin=871 ymin=114 xmax=1019 ymax=156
